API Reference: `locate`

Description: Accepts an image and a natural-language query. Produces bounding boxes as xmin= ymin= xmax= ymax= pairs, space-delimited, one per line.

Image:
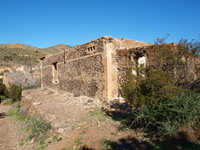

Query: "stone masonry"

xmin=40 ymin=36 xmax=150 ymax=101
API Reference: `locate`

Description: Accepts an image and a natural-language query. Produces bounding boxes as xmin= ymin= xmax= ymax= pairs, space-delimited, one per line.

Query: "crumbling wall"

xmin=41 ymin=36 xmax=151 ymax=101
xmin=66 ymin=40 xmax=104 ymax=60
xmin=58 ymin=54 xmax=104 ymax=99
xmin=115 ymin=47 xmax=147 ymax=87
xmin=42 ymin=38 xmax=105 ymax=68
xmin=41 ymin=38 xmax=105 ymax=100
xmin=41 ymin=54 xmax=104 ymax=100
xmin=42 ymin=52 xmax=65 ymax=67
xmin=41 ymin=66 xmax=53 ymax=88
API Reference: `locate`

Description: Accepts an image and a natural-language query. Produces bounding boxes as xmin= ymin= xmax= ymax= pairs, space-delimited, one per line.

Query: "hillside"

xmin=0 ymin=43 xmax=71 ymax=67
xmin=41 ymin=44 xmax=72 ymax=54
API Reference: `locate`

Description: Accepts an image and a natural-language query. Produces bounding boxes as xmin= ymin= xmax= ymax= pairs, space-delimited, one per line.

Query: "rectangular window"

xmin=52 ymin=62 xmax=59 ymax=84
xmin=87 ymin=46 xmax=96 ymax=53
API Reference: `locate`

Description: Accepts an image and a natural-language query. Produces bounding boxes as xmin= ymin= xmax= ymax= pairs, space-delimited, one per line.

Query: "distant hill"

xmin=41 ymin=44 xmax=72 ymax=54
xmin=0 ymin=43 xmax=71 ymax=67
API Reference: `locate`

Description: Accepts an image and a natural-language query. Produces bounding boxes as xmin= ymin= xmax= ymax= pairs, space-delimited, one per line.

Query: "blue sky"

xmin=0 ymin=0 xmax=199 ymax=48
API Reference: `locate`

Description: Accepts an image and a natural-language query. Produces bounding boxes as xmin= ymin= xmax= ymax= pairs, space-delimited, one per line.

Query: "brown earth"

xmin=0 ymin=104 xmax=35 ymax=150
xmin=20 ymin=88 xmax=153 ymax=150
xmin=0 ymin=105 xmax=18 ymax=150
xmin=0 ymin=89 xmax=153 ymax=150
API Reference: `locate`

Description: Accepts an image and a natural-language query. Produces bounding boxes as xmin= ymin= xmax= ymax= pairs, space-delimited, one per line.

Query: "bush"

xmin=6 ymin=71 xmax=41 ymax=90
xmin=121 ymin=68 xmax=183 ymax=108
xmin=0 ymin=95 xmax=6 ymax=100
xmin=0 ymin=82 xmax=8 ymax=96
xmin=28 ymin=117 xmax=51 ymax=140
xmin=8 ymin=83 xmax=22 ymax=103
xmin=131 ymin=91 xmax=200 ymax=137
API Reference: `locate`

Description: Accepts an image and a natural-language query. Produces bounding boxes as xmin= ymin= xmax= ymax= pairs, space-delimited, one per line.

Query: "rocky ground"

xmin=0 ymin=104 xmax=39 ymax=150
xmin=0 ymin=105 xmax=19 ymax=150
xmin=0 ymin=88 xmax=153 ymax=150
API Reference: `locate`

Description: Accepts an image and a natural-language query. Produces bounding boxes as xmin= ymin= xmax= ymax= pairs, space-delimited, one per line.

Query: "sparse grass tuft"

xmin=90 ymin=109 xmax=107 ymax=123
xmin=8 ymin=107 xmax=25 ymax=122
xmin=74 ymin=136 xmax=83 ymax=145
xmin=101 ymin=137 xmax=110 ymax=149
xmin=28 ymin=117 xmax=51 ymax=141
xmin=3 ymin=99 xmax=12 ymax=105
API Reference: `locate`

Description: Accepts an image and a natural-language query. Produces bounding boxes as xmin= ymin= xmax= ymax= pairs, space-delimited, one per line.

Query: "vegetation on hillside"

xmin=0 ymin=43 xmax=71 ymax=67
xmin=121 ymin=36 xmax=200 ymax=145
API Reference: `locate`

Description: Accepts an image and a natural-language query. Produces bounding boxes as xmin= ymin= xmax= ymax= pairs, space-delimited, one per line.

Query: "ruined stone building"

xmin=40 ymin=36 xmax=151 ymax=101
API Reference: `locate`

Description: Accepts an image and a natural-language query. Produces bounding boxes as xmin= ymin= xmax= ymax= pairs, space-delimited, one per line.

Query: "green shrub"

xmin=121 ymin=68 xmax=183 ymax=108
xmin=8 ymin=106 xmax=25 ymax=121
xmin=3 ymin=99 xmax=12 ymax=105
xmin=8 ymin=83 xmax=22 ymax=103
xmin=13 ymin=101 xmax=21 ymax=109
xmin=8 ymin=107 xmax=19 ymax=116
xmin=29 ymin=117 xmax=51 ymax=140
xmin=0 ymin=95 xmax=6 ymax=100
xmin=131 ymin=91 xmax=200 ymax=136
xmin=0 ymin=82 xmax=8 ymax=96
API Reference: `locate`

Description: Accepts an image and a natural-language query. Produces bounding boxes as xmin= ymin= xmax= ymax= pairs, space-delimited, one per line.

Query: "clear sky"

xmin=0 ymin=0 xmax=199 ymax=48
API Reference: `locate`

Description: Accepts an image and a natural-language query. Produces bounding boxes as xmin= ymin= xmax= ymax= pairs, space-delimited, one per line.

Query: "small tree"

xmin=8 ymin=83 xmax=22 ymax=103
xmin=176 ymin=38 xmax=200 ymax=88
xmin=121 ymin=67 xmax=182 ymax=108
xmin=7 ymin=70 xmax=40 ymax=89
xmin=148 ymin=36 xmax=200 ymax=89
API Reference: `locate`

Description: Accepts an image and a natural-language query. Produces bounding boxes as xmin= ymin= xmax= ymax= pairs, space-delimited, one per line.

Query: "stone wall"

xmin=41 ymin=54 xmax=104 ymax=99
xmin=42 ymin=52 xmax=65 ymax=67
xmin=115 ymin=48 xmax=147 ymax=83
xmin=41 ymin=66 xmax=53 ymax=87
xmin=41 ymin=36 xmax=151 ymax=101
xmin=41 ymin=38 xmax=105 ymax=100
xmin=59 ymin=54 xmax=104 ymax=98
xmin=42 ymin=38 xmax=105 ymax=67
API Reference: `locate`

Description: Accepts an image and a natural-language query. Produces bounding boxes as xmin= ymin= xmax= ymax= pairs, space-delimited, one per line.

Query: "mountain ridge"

xmin=0 ymin=43 xmax=72 ymax=67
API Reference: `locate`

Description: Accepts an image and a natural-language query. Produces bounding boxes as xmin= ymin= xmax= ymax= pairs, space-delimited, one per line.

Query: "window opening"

xmin=52 ymin=62 xmax=59 ymax=84
xmin=87 ymin=46 xmax=96 ymax=53
xmin=52 ymin=62 xmax=57 ymax=70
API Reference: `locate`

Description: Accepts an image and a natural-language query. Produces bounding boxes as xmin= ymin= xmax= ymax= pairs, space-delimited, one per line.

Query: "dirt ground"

xmin=0 ymin=104 xmax=18 ymax=150
xmin=0 ymin=89 xmax=153 ymax=150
